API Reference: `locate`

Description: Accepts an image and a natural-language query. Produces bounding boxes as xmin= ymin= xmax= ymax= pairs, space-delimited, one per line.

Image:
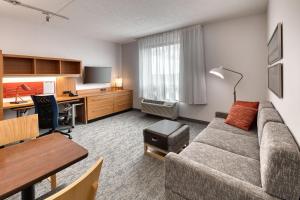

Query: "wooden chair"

xmin=0 ymin=114 xmax=57 ymax=189
xmin=44 ymin=158 xmax=104 ymax=200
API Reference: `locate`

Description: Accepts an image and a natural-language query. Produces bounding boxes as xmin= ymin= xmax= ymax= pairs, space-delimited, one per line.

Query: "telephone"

xmin=63 ymin=90 xmax=79 ymax=97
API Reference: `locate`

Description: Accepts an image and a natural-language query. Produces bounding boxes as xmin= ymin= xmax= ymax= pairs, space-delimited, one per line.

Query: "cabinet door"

xmin=113 ymin=91 xmax=133 ymax=112
xmin=87 ymin=94 xmax=114 ymax=120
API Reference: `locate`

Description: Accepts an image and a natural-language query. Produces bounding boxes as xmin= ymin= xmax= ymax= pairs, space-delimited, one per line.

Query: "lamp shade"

xmin=209 ymin=66 xmax=224 ymax=79
xmin=20 ymin=83 xmax=33 ymax=91
xmin=115 ymin=78 xmax=123 ymax=88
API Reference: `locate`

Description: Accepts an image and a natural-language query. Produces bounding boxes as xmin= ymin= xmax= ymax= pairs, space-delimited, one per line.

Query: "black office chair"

xmin=31 ymin=95 xmax=72 ymax=139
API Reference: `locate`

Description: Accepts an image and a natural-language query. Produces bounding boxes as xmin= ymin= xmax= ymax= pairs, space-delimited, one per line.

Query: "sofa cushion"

xmin=180 ymin=142 xmax=261 ymax=186
xmin=260 ymin=122 xmax=300 ymax=200
xmin=194 ymin=127 xmax=259 ymax=160
xmin=225 ymin=105 xmax=258 ymax=131
xmin=208 ymin=118 xmax=257 ymax=138
xmin=257 ymin=108 xmax=283 ymax=145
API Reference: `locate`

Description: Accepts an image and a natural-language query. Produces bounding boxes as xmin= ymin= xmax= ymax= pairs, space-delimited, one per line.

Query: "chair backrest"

xmin=0 ymin=114 xmax=39 ymax=146
xmin=46 ymin=158 xmax=104 ymax=200
xmin=31 ymin=95 xmax=59 ymax=129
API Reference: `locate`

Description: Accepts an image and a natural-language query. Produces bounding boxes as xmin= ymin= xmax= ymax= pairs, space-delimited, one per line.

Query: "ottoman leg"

xmin=144 ymin=144 xmax=148 ymax=154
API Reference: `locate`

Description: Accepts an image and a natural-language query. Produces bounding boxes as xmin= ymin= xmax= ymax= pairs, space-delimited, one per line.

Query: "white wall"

xmin=122 ymin=14 xmax=268 ymax=122
xmin=267 ymin=0 xmax=300 ymax=145
xmin=122 ymin=42 xmax=139 ymax=108
xmin=0 ymin=17 xmax=121 ymax=118
xmin=0 ymin=17 xmax=122 ymax=90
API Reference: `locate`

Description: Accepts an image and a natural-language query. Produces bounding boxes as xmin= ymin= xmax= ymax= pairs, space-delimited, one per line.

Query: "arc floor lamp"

xmin=209 ymin=66 xmax=243 ymax=102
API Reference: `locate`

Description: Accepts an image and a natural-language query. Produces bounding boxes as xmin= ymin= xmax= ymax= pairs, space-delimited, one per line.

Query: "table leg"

xmin=72 ymin=104 xmax=76 ymax=128
xmin=21 ymin=185 xmax=35 ymax=200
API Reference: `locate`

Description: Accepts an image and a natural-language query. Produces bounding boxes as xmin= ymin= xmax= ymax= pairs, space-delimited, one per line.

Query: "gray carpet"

xmin=7 ymin=110 xmax=206 ymax=200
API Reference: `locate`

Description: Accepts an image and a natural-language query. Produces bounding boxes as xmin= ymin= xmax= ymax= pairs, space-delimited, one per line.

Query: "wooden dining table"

xmin=0 ymin=133 xmax=88 ymax=200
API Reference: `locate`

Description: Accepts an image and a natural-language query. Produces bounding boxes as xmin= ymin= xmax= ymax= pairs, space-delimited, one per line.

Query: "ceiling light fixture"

xmin=2 ymin=0 xmax=69 ymax=22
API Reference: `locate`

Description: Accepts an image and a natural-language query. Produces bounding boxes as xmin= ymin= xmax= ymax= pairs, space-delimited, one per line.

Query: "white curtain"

xmin=138 ymin=24 xmax=207 ymax=104
xmin=139 ymin=31 xmax=180 ymax=101
xmin=179 ymin=24 xmax=207 ymax=104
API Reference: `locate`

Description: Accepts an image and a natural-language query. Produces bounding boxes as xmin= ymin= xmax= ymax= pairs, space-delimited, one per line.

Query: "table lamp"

xmin=115 ymin=78 xmax=123 ymax=89
xmin=11 ymin=83 xmax=34 ymax=104
xmin=209 ymin=66 xmax=243 ymax=102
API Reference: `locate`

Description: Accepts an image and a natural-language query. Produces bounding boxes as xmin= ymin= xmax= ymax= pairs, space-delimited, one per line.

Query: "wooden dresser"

xmin=78 ymin=89 xmax=133 ymax=121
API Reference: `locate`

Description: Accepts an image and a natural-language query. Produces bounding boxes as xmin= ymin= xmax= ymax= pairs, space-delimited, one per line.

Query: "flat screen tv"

xmin=84 ymin=66 xmax=112 ymax=84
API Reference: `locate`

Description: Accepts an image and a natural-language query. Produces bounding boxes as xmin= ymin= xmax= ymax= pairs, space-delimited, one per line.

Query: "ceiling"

xmin=0 ymin=0 xmax=268 ymax=43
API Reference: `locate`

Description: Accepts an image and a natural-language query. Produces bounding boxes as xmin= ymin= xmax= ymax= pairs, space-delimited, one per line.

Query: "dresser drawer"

xmin=113 ymin=91 xmax=133 ymax=112
xmin=88 ymin=106 xmax=114 ymax=120
xmin=87 ymin=94 xmax=113 ymax=104
xmin=114 ymin=90 xmax=132 ymax=97
xmin=87 ymin=94 xmax=114 ymax=120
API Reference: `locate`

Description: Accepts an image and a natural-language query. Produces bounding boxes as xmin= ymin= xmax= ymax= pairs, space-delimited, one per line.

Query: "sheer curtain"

xmin=139 ymin=31 xmax=180 ymax=101
xmin=179 ymin=25 xmax=207 ymax=104
xmin=138 ymin=24 xmax=207 ymax=104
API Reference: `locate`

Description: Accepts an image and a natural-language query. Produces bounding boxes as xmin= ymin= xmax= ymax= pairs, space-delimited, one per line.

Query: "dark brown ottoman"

xmin=143 ymin=119 xmax=189 ymax=159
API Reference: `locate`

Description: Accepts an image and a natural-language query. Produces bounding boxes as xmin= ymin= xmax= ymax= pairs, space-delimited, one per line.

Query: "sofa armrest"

xmin=215 ymin=111 xmax=228 ymax=119
xmin=165 ymin=153 xmax=279 ymax=200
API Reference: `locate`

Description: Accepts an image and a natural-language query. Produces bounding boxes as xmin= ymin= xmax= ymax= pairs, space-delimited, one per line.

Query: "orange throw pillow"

xmin=225 ymin=105 xmax=258 ymax=131
xmin=234 ymin=100 xmax=259 ymax=109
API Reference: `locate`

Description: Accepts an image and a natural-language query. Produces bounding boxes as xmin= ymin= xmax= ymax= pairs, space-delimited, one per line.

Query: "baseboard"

xmin=133 ymin=108 xmax=209 ymax=125
xmin=178 ymin=116 xmax=209 ymax=125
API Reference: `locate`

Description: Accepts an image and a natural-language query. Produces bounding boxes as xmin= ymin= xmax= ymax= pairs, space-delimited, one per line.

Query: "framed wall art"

xmin=268 ymin=63 xmax=283 ymax=98
xmin=268 ymin=23 xmax=283 ymax=65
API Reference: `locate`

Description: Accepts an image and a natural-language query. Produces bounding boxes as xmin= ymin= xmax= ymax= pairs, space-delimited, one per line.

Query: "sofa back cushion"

xmin=257 ymin=108 xmax=283 ymax=145
xmin=258 ymin=101 xmax=274 ymax=112
xmin=260 ymin=122 xmax=300 ymax=200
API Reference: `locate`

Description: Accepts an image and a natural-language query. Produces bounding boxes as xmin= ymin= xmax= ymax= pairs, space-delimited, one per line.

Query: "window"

xmin=139 ymin=24 xmax=207 ymax=104
xmin=139 ymin=34 xmax=180 ymax=101
xmin=150 ymin=43 xmax=180 ymax=100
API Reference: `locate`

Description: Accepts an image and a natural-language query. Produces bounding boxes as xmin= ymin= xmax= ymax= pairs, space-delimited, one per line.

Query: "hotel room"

xmin=0 ymin=0 xmax=299 ymax=200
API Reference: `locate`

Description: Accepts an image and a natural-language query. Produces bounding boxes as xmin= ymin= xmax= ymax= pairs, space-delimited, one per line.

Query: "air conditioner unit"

xmin=141 ymin=99 xmax=178 ymax=120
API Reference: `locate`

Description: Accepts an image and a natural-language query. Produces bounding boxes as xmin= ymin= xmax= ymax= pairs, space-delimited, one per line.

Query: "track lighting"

xmin=2 ymin=0 xmax=69 ymax=22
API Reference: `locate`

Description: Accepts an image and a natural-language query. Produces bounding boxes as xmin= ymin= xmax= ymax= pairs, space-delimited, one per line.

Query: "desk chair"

xmin=0 ymin=114 xmax=58 ymax=190
xmin=31 ymin=95 xmax=72 ymax=139
xmin=38 ymin=158 xmax=104 ymax=200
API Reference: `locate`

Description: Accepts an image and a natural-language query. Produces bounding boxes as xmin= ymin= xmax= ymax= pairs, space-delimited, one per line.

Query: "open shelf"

xmin=2 ymin=54 xmax=82 ymax=77
xmin=3 ymin=57 xmax=34 ymax=75
xmin=61 ymin=60 xmax=81 ymax=75
xmin=36 ymin=59 xmax=60 ymax=74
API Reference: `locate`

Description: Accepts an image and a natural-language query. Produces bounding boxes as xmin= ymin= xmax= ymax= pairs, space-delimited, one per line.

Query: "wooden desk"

xmin=3 ymin=96 xmax=85 ymax=110
xmin=3 ymin=96 xmax=87 ymax=123
xmin=0 ymin=133 xmax=88 ymax=200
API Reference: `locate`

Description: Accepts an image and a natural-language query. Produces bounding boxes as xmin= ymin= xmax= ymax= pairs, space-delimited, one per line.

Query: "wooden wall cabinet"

xmin=2 ymin=54 xmax=81 ymax=77
xmin=86 ymin=90 xmax=133 ymax=121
